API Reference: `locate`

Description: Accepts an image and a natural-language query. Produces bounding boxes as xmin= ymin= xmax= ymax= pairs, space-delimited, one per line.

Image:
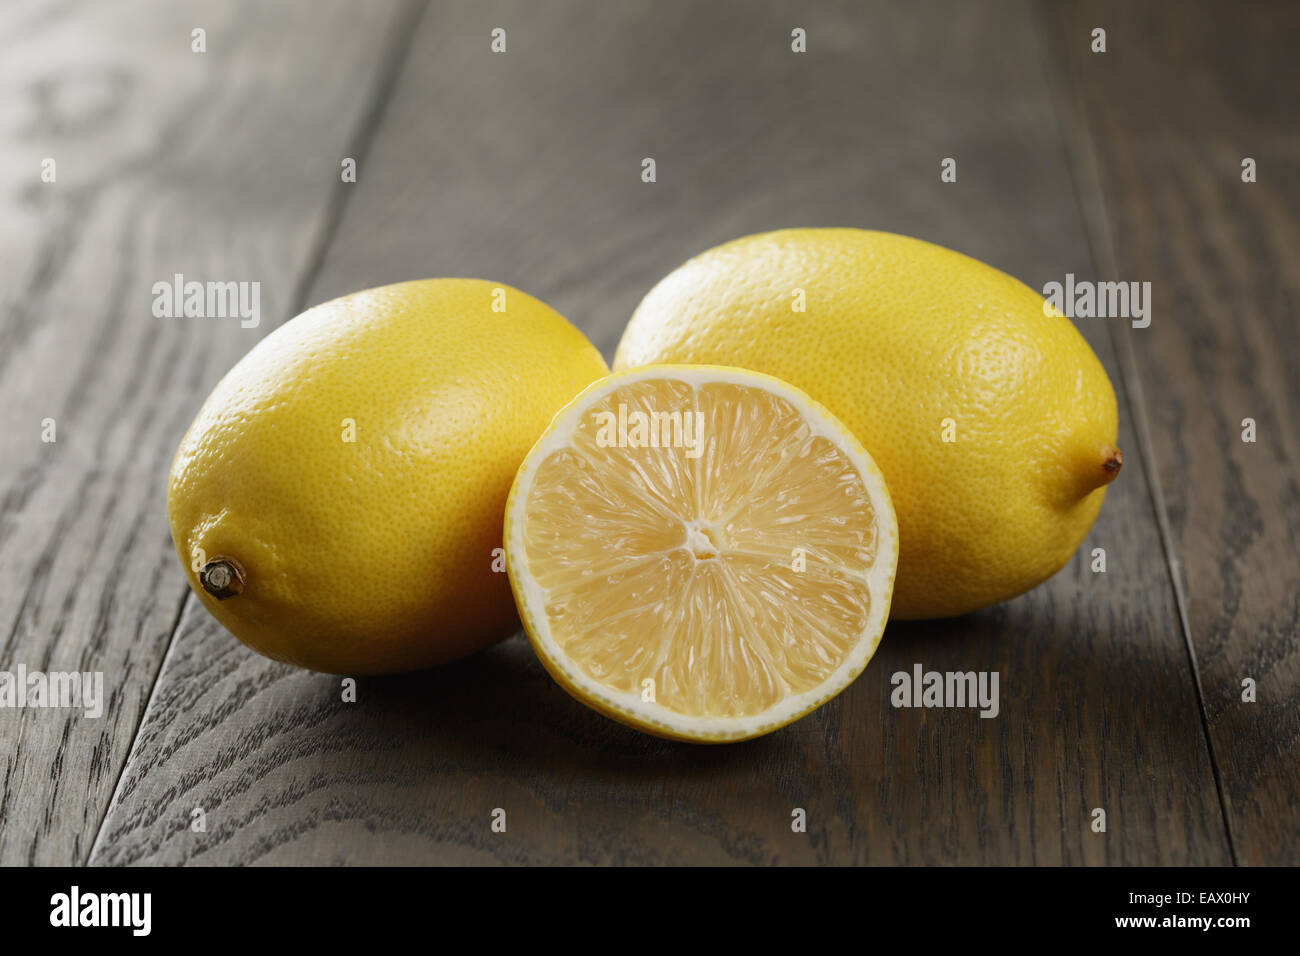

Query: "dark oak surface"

xmin=0 ymin=0 xmax=1293 ymax=865
xmin=0 ymin=0 xmax=421 ymax=865
xmin=1053 ymin=0 xmax=1300 ymax=866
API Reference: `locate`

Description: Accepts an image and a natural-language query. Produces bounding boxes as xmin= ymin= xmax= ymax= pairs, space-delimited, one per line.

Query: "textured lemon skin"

xmin=504 ymin=365 xmax=899 ymax=743
xmin=615 ymin=230 xmax=1119 ymax=619
xmin=168 ymin=279 xmax=608 ymax=674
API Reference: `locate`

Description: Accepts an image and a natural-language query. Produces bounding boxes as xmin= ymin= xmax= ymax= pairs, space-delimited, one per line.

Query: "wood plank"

xmin=91 ymin=0 xmax=1229 ymax=865
xmin=1049 ymin=0 xmax=1300 ymax=864
xmin=0 ymin=0 xmax=420 ymax=864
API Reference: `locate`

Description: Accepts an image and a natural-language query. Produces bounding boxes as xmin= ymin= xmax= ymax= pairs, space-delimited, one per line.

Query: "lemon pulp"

xmin=506 ymin=366 xmax=898 ymax=741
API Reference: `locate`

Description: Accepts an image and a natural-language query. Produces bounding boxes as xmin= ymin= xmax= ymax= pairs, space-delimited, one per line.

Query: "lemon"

xmin=505 ymin=365 xmax=898 ymax=742
xmin=168 ymin=279 xmax=608 ymax=674
xmin=615 ymin=229 xmax=1121 ymax=619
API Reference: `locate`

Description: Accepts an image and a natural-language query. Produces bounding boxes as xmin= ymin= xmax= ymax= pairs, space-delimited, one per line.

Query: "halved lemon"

xmin=504 ymin=365 xmax=898 ymax=742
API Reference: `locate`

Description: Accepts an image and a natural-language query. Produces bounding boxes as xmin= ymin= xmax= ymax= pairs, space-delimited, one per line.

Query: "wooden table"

xmin=2 ymin=0 xmax=1296 ymax=866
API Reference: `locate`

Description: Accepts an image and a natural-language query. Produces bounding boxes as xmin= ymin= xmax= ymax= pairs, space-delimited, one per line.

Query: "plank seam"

xmin=83 ymin=0 xmax=431 ymax=866
xmin=284 ymin=0 xmax=432 ymax=324
xmin=85 ymin=589 xmax=190 ymax=864
xmin=1032 ymin=0 xmax=1239 ymax=866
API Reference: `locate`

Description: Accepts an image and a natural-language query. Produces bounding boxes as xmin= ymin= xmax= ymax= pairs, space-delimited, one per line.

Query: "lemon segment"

xmin=505 ymin=365 xmax=898 ymax=742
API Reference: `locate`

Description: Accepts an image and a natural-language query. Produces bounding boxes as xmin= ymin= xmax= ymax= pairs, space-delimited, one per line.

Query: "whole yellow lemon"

xmin=615 ymin=229 xmax=1121 ymax=619
xmin=169 ymin=279 xmax=608 ymax=673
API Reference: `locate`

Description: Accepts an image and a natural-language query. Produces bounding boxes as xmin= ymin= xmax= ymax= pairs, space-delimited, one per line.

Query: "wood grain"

xmin=1049 ymin=0 xmax=1300 ymax=865
xmin=89 ymin=0 xmax=1230 ymax=865
xmin=0 ymin=0 xmax=421 ymax=864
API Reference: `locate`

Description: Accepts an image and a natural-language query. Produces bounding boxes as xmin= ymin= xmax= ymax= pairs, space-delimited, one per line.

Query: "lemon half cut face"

xmin=505 ymin=365 xmax=899 ymax=743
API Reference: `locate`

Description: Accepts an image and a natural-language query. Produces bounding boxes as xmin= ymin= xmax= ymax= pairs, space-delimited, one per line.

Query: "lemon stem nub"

xmin=200 ymin=556 xmax=246 ymax=600
xmin=1099 ymin=447 xmax=1123 ymax=485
